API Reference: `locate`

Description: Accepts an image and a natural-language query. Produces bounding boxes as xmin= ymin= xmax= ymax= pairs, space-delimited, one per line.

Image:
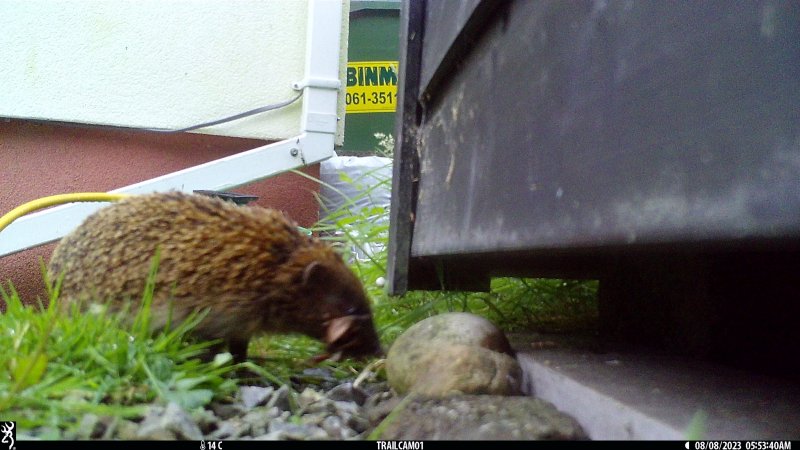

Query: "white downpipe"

xmin=0 ymin=0 xmax=343 ymax=258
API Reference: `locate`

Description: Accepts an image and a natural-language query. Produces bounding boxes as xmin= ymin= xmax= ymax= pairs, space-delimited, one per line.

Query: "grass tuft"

xmin=0 ymin=254 xmax=238 ymax=434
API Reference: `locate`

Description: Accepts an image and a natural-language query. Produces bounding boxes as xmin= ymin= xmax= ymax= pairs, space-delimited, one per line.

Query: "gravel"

xmin=26 ymin=367 xmax=586 ymax=440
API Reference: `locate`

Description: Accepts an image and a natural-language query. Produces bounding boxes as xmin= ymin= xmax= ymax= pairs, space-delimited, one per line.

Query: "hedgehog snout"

xmin=324 ymin=314 xmax=383 ymax=359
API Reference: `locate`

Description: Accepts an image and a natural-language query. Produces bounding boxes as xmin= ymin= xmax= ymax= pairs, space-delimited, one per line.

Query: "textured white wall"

xmin=0 ymin=0 xmax=348 ymax=142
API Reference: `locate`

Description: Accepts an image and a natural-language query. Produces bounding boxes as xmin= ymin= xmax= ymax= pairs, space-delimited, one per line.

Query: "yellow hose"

xmin=0 ymin=192 xmax=130 ymax=234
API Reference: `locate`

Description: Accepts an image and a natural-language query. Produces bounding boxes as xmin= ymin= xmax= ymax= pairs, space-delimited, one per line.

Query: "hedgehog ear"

xmin=326 ymin=315 xmax=355 ymax=344
xmin=301 ymin=260 xmax=327 ymax=286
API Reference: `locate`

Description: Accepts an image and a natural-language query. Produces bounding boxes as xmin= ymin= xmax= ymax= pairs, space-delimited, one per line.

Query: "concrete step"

xmin=511 ymin=333 xmax=800 ymax=440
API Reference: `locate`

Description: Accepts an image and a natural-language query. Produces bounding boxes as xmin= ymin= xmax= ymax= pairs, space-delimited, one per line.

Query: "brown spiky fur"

xmin=48 ymin=192 xmax=381 ymax=361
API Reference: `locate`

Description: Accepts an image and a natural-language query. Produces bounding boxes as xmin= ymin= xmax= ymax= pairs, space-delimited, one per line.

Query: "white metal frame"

xmin=0 ymin=0 xmax=343 ymax=258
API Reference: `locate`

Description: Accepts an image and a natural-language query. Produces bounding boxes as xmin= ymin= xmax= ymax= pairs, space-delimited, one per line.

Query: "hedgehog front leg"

xmin=228 ymin=337 xmax=249 ymax=363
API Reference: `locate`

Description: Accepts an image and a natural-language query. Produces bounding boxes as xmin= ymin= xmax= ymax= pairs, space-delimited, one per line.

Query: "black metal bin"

xmin=387 ymin=0 xmax=800 ymax=372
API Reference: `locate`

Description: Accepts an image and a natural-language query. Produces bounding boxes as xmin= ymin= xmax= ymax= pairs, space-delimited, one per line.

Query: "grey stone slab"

xmin=513 ymin=333 xmax=800 ymax=440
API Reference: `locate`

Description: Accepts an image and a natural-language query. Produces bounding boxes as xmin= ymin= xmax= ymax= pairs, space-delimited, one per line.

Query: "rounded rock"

xmin=386 ymin=313 xmax=521 ymax=396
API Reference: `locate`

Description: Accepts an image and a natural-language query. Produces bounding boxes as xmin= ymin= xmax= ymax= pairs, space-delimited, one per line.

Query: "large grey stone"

xmin=409 ymin=344 xmax=522 ymax=396
xmin=376 ymin=395 xmax=587 ymax=440
xmin=386 ymin=313 xmax=521 ymax=396
xmin=390 ymin=312 xmax=515 ymax=356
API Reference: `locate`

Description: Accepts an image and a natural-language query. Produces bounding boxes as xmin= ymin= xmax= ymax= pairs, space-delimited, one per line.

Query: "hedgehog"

xmin=47 ymin=191 xmax=382 ymax=362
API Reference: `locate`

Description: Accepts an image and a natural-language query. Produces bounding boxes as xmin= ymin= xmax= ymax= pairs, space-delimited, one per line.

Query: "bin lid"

xmin=351 ymin=0 xmax=400 ymax=13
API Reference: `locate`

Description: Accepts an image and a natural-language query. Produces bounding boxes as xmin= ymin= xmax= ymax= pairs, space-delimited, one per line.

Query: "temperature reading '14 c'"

xmin=201 ymin=440 xmax=223 ymax=450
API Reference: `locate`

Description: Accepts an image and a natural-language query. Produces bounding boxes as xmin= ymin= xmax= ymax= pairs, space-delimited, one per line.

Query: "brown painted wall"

xmin=0 ymin=119 xmax=321 ymax=304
